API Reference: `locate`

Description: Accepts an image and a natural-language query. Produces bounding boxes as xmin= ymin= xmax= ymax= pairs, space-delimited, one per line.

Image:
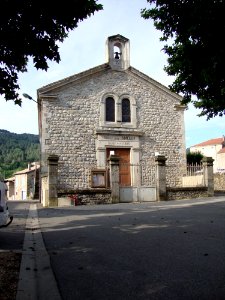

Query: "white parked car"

xmin=0 ymin=181 xmax=13 ymax=228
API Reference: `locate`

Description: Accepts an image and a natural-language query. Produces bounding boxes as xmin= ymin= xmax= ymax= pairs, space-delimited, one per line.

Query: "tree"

xmin=0 ymin=130 xmax=39 ymax=178
xmin=141 ymin=0 xmax=225 ymax=119
xmin=186 ymin=151 xmax=204 ymax=165
xmin=0 ymin=0 xmax=103 ymax=105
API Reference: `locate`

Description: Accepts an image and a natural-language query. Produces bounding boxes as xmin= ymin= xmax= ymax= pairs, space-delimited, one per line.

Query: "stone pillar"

xmin=109 ymin=155 xmax=120 ymax=203
xmin=155 ymin=155 xmax=167 ymax=201
xmin=132 ymin=148 xmax=141 ymax=187
xmin=47 ymin=154 xmax=59 ymax=207
xmin=202 ymin=157 xmax=214 ymax=197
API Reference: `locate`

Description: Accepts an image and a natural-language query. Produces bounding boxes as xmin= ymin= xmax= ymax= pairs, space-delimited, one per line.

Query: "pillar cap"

xmin=108 ymin=155 xmax=120 ymax=162
xmin=47 ymin=154 xmax=59 ymax=162
xmin=201 ymin=157 xmax=214 ymax=166
xmin=155 ymin=155 xmax=167 ymax=162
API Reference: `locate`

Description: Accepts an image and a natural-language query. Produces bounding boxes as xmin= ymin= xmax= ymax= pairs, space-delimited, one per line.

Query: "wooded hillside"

xmin=0 ymin=129 xmax=40 ymax=179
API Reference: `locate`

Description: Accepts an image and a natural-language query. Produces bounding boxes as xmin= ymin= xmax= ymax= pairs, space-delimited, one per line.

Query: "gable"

xmin=37 ymin=63 xmax=182 ymax=105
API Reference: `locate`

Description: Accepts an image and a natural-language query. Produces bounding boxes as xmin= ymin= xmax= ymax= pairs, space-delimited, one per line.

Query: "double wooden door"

xmin=106 ymin=148 xmax=131 ymax=186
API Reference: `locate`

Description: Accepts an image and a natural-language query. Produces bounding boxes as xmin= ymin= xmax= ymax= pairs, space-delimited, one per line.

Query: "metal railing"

xmin=186 ymin=163 xmax=203 ymax=177
xmin=182 ymin=163 xmax=205 ymax=187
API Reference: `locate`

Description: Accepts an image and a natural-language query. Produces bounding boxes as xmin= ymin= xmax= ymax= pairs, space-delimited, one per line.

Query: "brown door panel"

xmin=106 ymin=148 xmax=131 ymax=186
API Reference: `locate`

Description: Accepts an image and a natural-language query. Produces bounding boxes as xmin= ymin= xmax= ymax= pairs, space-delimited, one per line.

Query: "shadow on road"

xmin=37 ymin=198 xmax=225 ymax=300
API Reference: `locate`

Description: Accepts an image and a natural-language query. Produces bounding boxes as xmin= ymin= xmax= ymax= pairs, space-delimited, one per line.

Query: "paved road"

xmin=37 ymin=197 xmax=225 ymax=300
xmin=0 ymin=201 xmax=31 ymax=300
xmin=1 ymin=201 xmax=30 ymax=251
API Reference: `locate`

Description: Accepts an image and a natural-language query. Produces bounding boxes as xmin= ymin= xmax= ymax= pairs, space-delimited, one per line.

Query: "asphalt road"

xmin=0 ymin=201 xmax=31 ymax=300
xmin=37 ymin=197 xmax=225 ymax=300
xmin=1 ymin=201 xmax=30 ymax=251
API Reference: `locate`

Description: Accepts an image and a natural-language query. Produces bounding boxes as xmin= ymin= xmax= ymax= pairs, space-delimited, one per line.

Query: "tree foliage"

xmin=0 ymin=0 xmax=103 ymax=105
xmin=0 ymin=129 xmax=40 ymax=178
xmin=186 ymin=151 xmax=204 ymax=165
xmin=141 ymin=0 xmax=225 ymax=119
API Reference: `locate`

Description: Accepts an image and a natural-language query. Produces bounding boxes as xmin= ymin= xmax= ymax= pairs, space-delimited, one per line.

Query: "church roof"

xmin=37 ymin=63 xmax=182 ymax=102
xmin=38 ymin=63 xmax=109 ymax=94
xmin=108 ymin=34 xmax=129 ymax=42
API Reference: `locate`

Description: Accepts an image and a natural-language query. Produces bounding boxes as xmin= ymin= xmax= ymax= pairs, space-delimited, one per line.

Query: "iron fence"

xmin=186 ymin=163 xmax=203 ymax=176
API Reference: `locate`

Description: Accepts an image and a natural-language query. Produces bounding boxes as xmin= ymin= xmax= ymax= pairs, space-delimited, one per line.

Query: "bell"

xmin=114 ymin=52 xmax=120 ymax=59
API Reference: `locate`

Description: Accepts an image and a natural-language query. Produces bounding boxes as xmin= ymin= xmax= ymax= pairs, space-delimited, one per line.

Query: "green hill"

xmin=0 ymin=129 xmax=40 ymax=179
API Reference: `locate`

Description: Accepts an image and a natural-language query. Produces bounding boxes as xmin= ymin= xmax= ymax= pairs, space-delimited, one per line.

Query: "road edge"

xmin=16 ymin=203 xmax=62 ymax=300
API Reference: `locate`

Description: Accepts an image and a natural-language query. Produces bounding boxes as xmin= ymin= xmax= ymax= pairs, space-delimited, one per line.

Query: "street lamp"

xmin=23 ymin=93 xmax=38 ymax=104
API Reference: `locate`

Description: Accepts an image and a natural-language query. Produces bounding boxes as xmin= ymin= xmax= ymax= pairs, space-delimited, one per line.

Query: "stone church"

xmin=37 ymin=34 xmax=186 ymax=206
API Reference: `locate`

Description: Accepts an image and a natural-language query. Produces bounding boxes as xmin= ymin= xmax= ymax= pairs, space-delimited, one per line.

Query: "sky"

xmin=0 ymin=0 xmax=224 ymax=148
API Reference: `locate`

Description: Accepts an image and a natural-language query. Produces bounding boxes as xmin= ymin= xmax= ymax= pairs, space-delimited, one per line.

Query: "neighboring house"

xmin=217 ymin=148 xmax=225 ymax=172
xmin=190 ymin=137 xmax=225 ymax=173
xmin=5 ymin=162 xmax=40 ymax=200
xmin=37 ymin=34 xmax=187 ymax=205
xmin=5 ymin=177 xmax=15 ymax=200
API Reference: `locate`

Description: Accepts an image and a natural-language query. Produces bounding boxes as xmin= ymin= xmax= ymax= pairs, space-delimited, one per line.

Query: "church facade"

xmin=37 ymin=34 xmax=186 ymax=205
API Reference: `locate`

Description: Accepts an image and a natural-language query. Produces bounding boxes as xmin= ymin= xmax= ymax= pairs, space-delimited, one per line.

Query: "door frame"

xmin=106 ymin=147 xmax=131 ymax=186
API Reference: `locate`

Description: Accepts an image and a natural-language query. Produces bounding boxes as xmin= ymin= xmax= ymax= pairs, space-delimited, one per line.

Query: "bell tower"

xmin=106 ymin=34 xmax=130 ymax=71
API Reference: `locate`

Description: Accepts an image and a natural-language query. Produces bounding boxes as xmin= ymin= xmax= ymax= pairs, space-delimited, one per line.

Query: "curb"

xmin=16 ymin=204 xmax=61 ymax=300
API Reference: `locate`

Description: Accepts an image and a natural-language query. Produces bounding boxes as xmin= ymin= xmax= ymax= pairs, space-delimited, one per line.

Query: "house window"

xmin=106 ymin=97 xmax=115 ymax=122
xmin=122 ymin=98 xmax=131 ymax=122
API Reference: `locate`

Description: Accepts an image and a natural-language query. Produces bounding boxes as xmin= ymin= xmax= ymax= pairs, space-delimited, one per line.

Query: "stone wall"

xmin=214 ymin=173 xmax=225 ymax=191
xmin=27 ymin=172 xmax=36 ymax=199
xmin=40 ymin=68 xmax=186 ymax=192
xmin=167 ymin=187 xmax=208 ymax=200
xmin=58 ymin=189 xmax=111 ymax=206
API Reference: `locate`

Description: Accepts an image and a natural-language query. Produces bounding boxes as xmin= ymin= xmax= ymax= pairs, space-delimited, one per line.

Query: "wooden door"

xmin=107 ymin=148 xmax=131 ymax=186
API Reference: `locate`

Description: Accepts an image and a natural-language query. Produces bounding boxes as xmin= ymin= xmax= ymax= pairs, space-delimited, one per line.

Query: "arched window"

xmin=105 ymin=97 xmax=115 ymax=122
xmin=100 ymin=94 xmax=136 ymax=128
xmin=122 ymin=98 xmax=131 ymax=122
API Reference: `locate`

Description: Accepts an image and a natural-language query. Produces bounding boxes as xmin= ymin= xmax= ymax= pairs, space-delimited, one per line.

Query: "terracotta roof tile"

xmin=192 ymin=137 xmax=225 ymax=147
xmin=14 ymin=165 xmax=40 ymax=175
